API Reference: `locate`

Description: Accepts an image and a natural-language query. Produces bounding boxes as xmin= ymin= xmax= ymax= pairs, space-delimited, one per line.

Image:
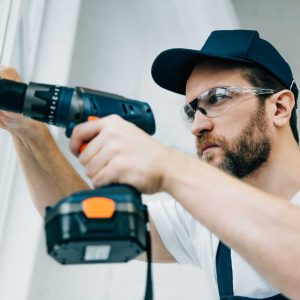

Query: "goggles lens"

xmin=182 ymin=86 xmax=276 ymax=126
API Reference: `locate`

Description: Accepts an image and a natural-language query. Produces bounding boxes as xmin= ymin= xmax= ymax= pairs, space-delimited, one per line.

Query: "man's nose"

xmin=191 ymin=110 xmax=214 ymax=136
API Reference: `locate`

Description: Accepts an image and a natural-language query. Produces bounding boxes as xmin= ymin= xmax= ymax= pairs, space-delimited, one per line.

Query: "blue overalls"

xmin=216 ymin=242 xmax=289 ymax=300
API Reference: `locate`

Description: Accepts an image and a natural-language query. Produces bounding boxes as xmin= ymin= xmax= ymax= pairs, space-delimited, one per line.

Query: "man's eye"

xmin=207 ymin=94 xmax=230 ymax=105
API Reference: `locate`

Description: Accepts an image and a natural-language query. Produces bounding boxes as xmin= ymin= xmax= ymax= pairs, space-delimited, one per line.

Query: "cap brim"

xmin=151 ymin=48 xmax=252 ymax=95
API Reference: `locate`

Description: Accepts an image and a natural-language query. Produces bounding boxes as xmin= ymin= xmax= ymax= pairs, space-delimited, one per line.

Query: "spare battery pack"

xmin=45 ymin=184 xmax=148 ymax=265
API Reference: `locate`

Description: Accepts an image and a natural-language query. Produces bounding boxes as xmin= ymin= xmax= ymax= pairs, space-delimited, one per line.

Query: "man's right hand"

xmin=0 ymin=65 xmax=46 ymax=135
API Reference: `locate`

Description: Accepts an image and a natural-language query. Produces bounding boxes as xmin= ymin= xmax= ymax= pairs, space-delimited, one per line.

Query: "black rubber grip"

xmin=0 ymin=79 xmax=27 ymax=113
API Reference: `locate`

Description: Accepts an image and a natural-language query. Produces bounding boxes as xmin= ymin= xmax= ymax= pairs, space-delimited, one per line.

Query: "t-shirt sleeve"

xmin=147 ymin=198 xmax=199 ymax=266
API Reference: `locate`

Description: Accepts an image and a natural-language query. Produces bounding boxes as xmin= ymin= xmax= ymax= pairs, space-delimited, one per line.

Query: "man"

xmin=69 ymin=30 xmax=300 ymax=299
xmin=0 ymin=30 xmax=300 ymax=299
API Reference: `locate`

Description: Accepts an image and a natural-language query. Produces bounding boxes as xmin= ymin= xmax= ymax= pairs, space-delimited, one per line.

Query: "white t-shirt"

xmin=148 ymin=190 xmax=300 ymax=299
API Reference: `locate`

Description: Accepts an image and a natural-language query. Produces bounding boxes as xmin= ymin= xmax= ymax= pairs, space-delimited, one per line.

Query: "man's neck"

xmin=242 ymin=141 xmax=300 ymax=201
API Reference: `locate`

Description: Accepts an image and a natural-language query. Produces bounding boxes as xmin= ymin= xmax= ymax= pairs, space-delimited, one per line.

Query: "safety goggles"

xmin=182 ymin=86 xmax=276 ymax=126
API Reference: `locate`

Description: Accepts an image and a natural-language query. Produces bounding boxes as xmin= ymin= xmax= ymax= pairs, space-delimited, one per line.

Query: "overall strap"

xmin=216 ymin=241 xmax=234 ymax=297
xmin=216 ymin=242 xmax=289 ymax=300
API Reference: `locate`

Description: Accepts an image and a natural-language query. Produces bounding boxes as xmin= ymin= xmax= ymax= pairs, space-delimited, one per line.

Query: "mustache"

xmin=196 ymin=133 xmax=227 ymax=156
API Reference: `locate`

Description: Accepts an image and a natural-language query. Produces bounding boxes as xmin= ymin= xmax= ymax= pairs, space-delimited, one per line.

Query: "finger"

xmin=78 ymin=128 xmax=108 ymax=165
xmin=0 ymin=66 xmax=21 ymax=82
xmin=84 ymin=147 xmax=113 ymax=178
xmin=70 ymin=119 xmax=104 ymax=156
xmin=91 ymin=164 xmax=120 ymax=188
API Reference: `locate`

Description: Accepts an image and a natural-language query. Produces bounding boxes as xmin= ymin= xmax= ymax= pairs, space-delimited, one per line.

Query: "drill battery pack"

xmin=45 ymin=184 xmax=148 ymax=265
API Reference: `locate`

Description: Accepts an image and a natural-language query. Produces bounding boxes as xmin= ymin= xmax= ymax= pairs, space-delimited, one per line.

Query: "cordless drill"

xmin=0 ymin=78 xmax=155 ymax=299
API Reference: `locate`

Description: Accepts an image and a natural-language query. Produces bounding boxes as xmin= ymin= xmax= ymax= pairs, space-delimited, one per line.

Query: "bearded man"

xmin=1 ymin=30 xmax=300 ymax=299
xmin=70 ymin=30 xmax=300 ymax=299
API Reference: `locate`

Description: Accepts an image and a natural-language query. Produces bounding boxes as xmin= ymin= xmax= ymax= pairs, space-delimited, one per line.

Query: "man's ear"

xmin=269 ymin=90 xmax=295 ymax=128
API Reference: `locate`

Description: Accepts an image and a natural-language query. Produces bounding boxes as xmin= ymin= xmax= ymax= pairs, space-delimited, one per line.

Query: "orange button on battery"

xmin=82 ymin=197 xmax=115 ymax=219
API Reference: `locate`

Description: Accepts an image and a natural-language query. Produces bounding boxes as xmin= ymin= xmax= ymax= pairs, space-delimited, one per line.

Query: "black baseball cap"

xmin=151 ymin=30 xmax=298 ymax=100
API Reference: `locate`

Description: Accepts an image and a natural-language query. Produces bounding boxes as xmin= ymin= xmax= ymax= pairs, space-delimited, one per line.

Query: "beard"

xmin=196 ymin=103 xmax=271 ymax=179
